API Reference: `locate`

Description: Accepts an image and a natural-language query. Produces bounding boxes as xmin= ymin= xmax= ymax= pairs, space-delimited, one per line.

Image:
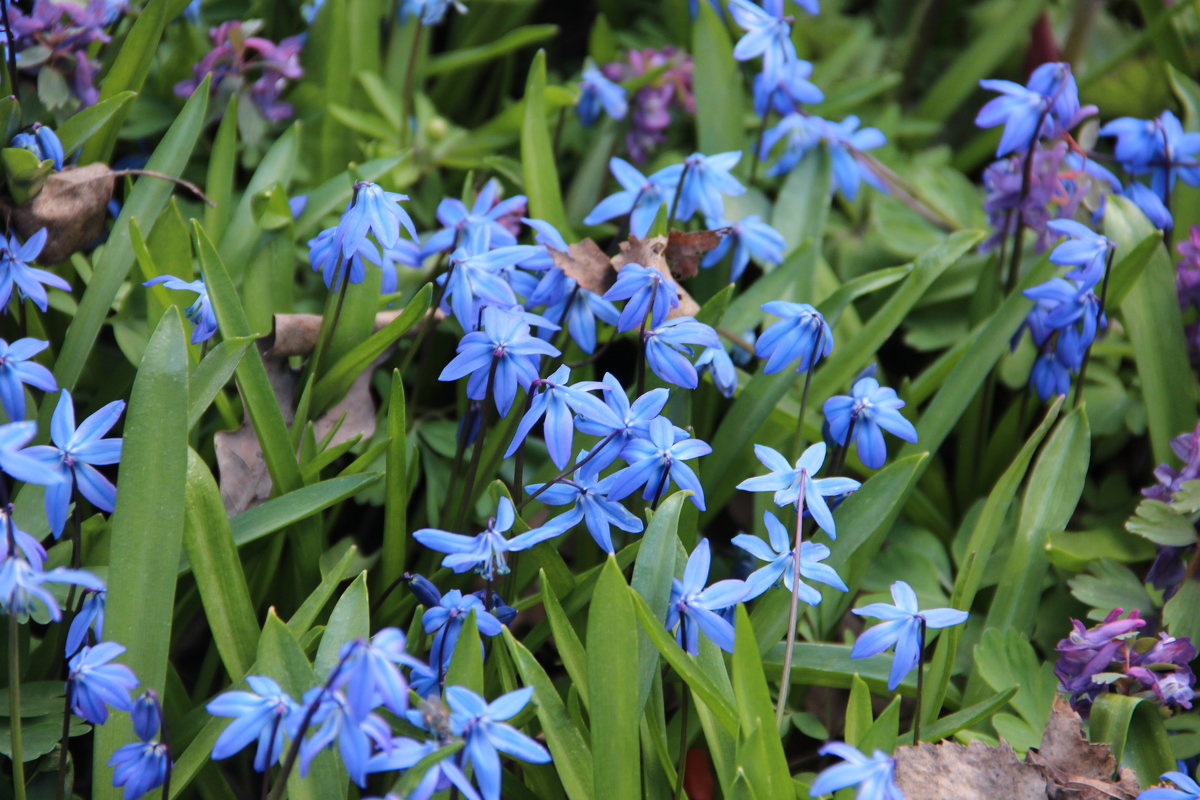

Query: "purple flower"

xmin=1054 ymin=608 xmax=1147 ymax=712
xmin=851 ymin=580 xmax=968 ymax=691
xmin=175 ymin=21 xmax=303 ymax=122
xmin=601 ymin=48 xmax=694 ymax=162
xmin=438 ymin=307 xmax=560 ymax=416
xmin=9 ymin=0 xmax=111 ymax=108
xmin=0 ymin=338 xmax=56 ymax=422
xmin=26 ymin=390 xmax=124 ymax=538
xmin=667 ymin=538 xmax=748 ymax=654
xmin=606 ymin=416 xmax=711 ymax=509
xmin=68 ymin=641 xmax=138 ymax=725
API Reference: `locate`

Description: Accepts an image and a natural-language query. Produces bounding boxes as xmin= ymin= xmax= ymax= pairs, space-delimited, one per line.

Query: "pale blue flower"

xmin=734 ymin=512 xmax=847 ymax=601
xmin=851 ymin=580 xmax=968 ymax=691
xmin=447 ymin=686 xmax=550 ymax=800
xmin=667 ymin=538 xmax=748 ymax=654
xmin=207 ymin=676 xmax=298 ymax=771
xmin=809 ymin=741 xmax=903 ymax=799
xmin=736 ymin=442 xmax=860 ymax=537
xmin=0 ymin=337 xmax=56 ymax=421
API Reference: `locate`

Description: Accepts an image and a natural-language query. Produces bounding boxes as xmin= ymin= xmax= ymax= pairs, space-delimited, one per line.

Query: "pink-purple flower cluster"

xmin=601 ymin=47 xmax=694 ymax=163
xmin=175 ymin=21 xmax=304 ymax=123
xmin=1175 ymin=227 xmax=1200 ymax=360
xmin=1055 ymin=608 xmax=1196 ymax=714
xmin=9 ymin=0 xmax=116 ymax=107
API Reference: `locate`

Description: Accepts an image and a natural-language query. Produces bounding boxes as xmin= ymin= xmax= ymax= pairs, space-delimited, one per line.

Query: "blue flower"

xmin=398 ymin=0 xmax=466 ymax=25
xmin=1029 ymin=352 xmax=1071 ymax=400
xmin=68 ymin=641 xmax=138 ymax=725
xmin=1140 ymin=771 xmax=1200 ymax=800
xmin=414 ymin=497 xmax=560 ymax=580
xmin=0 ymin=420 xmax=63 ymax=486
xmin=728 ymin=0 xmax=797 ymax=81
xmin=752 ymin=59 xmax=823 ymax=117
xmin=702 ymin=214 xmax=786 ymax=281
xmin=756 ymin=301 xmax=833 ymax=374
xmin=27 ymin=390 xmax=124 ymax=538
xmin=644 ymin=316 xmax=722 ymax=389
xmin=584 ymin=158 xmax=680 ymax=237
xmin=667 ymin=539 xmax=748 ymax=654
xmin=334 ymin=629 xmax=423 ymax=720
xmin=1123 ymin=181 xmax=1173 ymax=231
xmin=0 ymin=552 xmax=103 ymax=621
xmin=823 ymin=376 xmax=918 ymax=469
xmin=207 ymin=676 xmax=299 ymax=771
xmin=307 ymin=226 xmax=373 ymax=290
xmin=675 ymin=151 xmax=745 ymax=222
xmin=423 ymin=180 xmax=527 ymax=255
xmin=976 ymin=62 xmax=1085 ymax=157
xmin=366 ymin=738 xmax=483 ymax=800
xmin=578 ymin=60 xmax=627 ymax=126
xmin=423 ymin=589 xmax=503 ymax=669
xmin=110 ymin=692 xmax=171 ymax=800
xmin=10 ymin=124 xmax=65 ymax=170
xmin=1045 ymin=219 xmax=1112 ymax=289
xmin=293 ymin=688 xmax=392 ymax=787
xmin=542 ymin=284 xmax=620 ymax=354
xmin=0 ymin=229 xmax=71 ymax=312
xmin=142 ymin=275 xmax=218 ymax=343
xmin=0 ymin=508 xmax=46 ymax=570
xmin=808 ymin=741 xmax=903 ymax=800
xmin=695 ymin=343 xmax=738 ymax=397
xmin=439 ymin=243 xmax=540 ymax=331
xmin=525 ymin=461 xmax=643 ymax=553
xmin=65 ymin=588 xmax=104 ymax=655
xmin=736 ymin=443 xmax=860 ymax=537
xmin=438 ymin=307 xmax=560 ymax=416
xmin=734 ymin=512 xmax=847 ymax=602
xmin=762 ymin=113 xmax=825 ymax=176
xmin=823 ymin=116 xmax=887 ymax=200
xmin=851 ymin=580 xmax=968 ymax=691
xmin=1101 ymin=111 xmax=1200 ymax=197
xmin=0 ymin=338 xmax=56 ymax=421
xmin=573 ymin=373 xmax=670 ymax=473
xmin=337 ymin=181 xmax=419 ymax=257
xmin=603 ymin=263 xmax=681 ymax=332
xmin=504 ymin=366 xmax=614 ymax=468
xmin=446 ymin=686 xmax=551 ymax=800
xmin=607 ymin=416 xmax=711 ymax=509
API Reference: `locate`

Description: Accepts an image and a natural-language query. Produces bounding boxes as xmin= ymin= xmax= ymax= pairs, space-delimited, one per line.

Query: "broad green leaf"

xmin=859 ymin=696 xmax=902 ymax=755
xmin=521 ymin=50 xmax=572 ymax=237
xmin=1163 ymin=579 xmax=1200 ymax=643
xmin=1106 ymin=195 xmax=1196 ymax=464
xmin=427 ymin=25 xmax=559 ymax=76
xmin=378 ymin=370 xmax=408 ymax=594
xmin=1069 ymin=559 xmax=1155 ymax=621
xmin=93 ymin=309 xmax=189 ymax=800
xmin=1091 ymin=693 xmax=1176 ymax=787
xmin=692 ymin=1 xmax=744 ymax=156
xmin=56 ymin=91 xmax=136 ymax=156
xmin=771 ymin=148 xmax=831 ymax=256
xmin=1105 ymin=231 xmax=1161 ymax=308
xmin=53 ymin=78 xmax=208 ymax=394
xmin=205 ymin=93 xmax=240 ymax=243
xmin=731 ymin=608 xmax=791 ymax=799
xmin=630 ymin=491 xmax=686 ymax=713
xmin=922 ymin=397 xmax=1063 ymax=723
xmin=973 ymin=629 xmax=1057 ymax=752
xmin=187 ymin=337 xmax=253 ymax=430
xmin=445 ymin=610 xmax=485 ymax=695
xmin=1125 ymin=499 xmax=1198 ymax=547
xmin=502 ymin=629 xmax=594 ymax=800
xmin=314 ymin=572 xmax=370 ymax=678
xmin=987 ymin=406 xmax=1090 ymax=634
xmin=762 ymin=643 xmax=917 ymax=696
xmin=914 ymin=687 xmax=1017 ymax=743
xmin=588 ymin=558 xmax=641 ymax=800
xmin=845 ymin=675 xmax=873 ymax=748
xmin=219 ymin=123 xmax=301 ymax=274
xmin=541 ymin=572 xmax=588 ymax=704
xmin=181 ymin=449 xmax=258 ymax=680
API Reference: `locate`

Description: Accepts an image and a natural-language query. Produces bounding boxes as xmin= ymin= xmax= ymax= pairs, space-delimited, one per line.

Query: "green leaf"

xmin=730 ymin=608 xmax=791 ymax=799
xmin=630 ymin=491 xmax=686 ymax=713
xmin=53 ymin=76 xmax=209 ymax=395
xmin=973 ymin=629 xmax=1057 ymax=752
xmin=92 ymin=309 xmax=189 ymax=800
xmin=56 ymin=91 xmax=136 ymax=156
xmin=922 ymin=397 xmax=1064 ymax=723
xmin=1 ymin=147 xmax=53 ymax=203
xmin=445 ymin=610 xmax=485 ymax=694
xmin=181 ymin=449 xmax=258 ymax=680
xmin=987 ymin=406 xmax=1090 ymax=634
xmin=628 ymin=589 xmax=738 ymax=735
xmin=427 ymin=25 xmax=559 ymax=76
xmin=845 ymin=675 xmax=874 ymax=748
xmin=1091 ymin=693 xmax=1176 ymax=787
xmin=762 ymin=643 xmax=917 ymax=696
xmin=1106 ymin=195 xmax=1196 ymax=464
xmin=378 ymin=370 xmax=408 ymax=593
xmin=915 ymin=687 xmax=1017 ymax=743
xmin=1163 ymin=579 xmax=1200 ymax=643
xmin=221 ymin=474 xmax=382 ymax=553
xmin=187 ymin=337 xmax=253 ymax=430
xmin=313 ymin=282 xmax=432 ymax=411
xmin=1068 ymin=559 xmax=1154 ymax=620
xmin=205 ymin=93 xmax=240 ymax=243
xmin=541 ymin=572 xmax=588 ymax=704
xmin=1105 ymin=232 xmax=1161 ymax=308
xmin=692 ymin=1 xmax=744 ymax=156
xmin=1126 ymin=499 xmax=1198 ymax=547
xmin=588 ymin=557 xmax=641 ymax=800
xmin=502 ymin=629 xmax=594 ymax=800
xmin=521 ymin=50 xmax=572 ymax=238
xmin=314 ymin=572 xmax=370 ymax=678
xmin=771 ymin=148 xmax=831 ymax=256
xmin=219 ymin=123 xmax=301 ymax=273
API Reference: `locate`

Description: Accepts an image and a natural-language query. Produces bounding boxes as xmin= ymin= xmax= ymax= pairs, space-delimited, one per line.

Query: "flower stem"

xmin=667 ymin=162 xmax=691 ymax=228
xmin=265 ymin=656 xmax=351 ymax=800
xmin=672 ymin=693 xmax=690 ymax=800
xmin=829 ymin=417 xmax=856 ymax=476
xmin=913 ymin=620 xmax=926 ymax=746
xmin=649 ymin=467 xmax=670 ymax=511
xmin=0 ymin=0 xmax=17 ymax=102
xmin=1004 ymin=110 xmax=1051 ymax=293
xmin=455 ymin=362 xmax=499 ymax=531
xmin=749 ymin=101 xmax=774 ymax=184
xmin=789 ymin=338 xmax=823 ymax=461
xmin=774 ymin=478 xmax=807 ymax=728
xmin=1073 ymin=246 xmax=1115 ymax=407
xmin=305 ymin=254 xmax=353 ymax=393
xmin=54 ymin=682 xmax=71 ymax=800
xmin=401 ymin=21 xmax=425 ymax=147
xmin=635 ymin=318 xmax=649 ymax=396
xmin=260 ymin=716 xmax=282 ymax=800
xmin=9 ymin=614 xmax=24 ymax=800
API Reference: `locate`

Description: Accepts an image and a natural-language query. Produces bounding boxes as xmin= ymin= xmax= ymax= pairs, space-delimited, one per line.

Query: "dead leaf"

xmin=612 ymin=235 xmax=700 ymax=319
xmin=1026 ymin=698 xmax=1138 ymax=800
xmin=0 ymin=163 xmax=114 ymax=263
xmin=665 ymin=228 xmax=727 ymax=281
xmin=895 ymin=740 xmax=1048 ymax=800
xmin=263 ymin=309 xmax=442 ymax=359
xmin=549 ymin=238 xmax=616 ymax=296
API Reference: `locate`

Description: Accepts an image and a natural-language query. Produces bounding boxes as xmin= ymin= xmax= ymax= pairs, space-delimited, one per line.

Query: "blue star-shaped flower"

xmin=578 ymin=60 xmax=627 ymax=126
xmin=728 ymin=0 xmax=797 ymax=82
xmin=573 ymin=373 xmax=669 ymax=474
xmin=503 ymin=366 xmax=615 ymax=468
xmin=674 ymin=151 xmax=745 ymax=222
xmin=142 ymin=275 xmax=218 ymax=343
xmin=667 ymin=538 xmax=749 ymax=654
xmin=808 ymin=741 xmax=903 ymax=800
xmin=851 ymin=580 xmax=968 ymax=691
xmin=1045 ymin=219 xmax=1112 ymax=289
xmin=423 ymin=589 xmax=503 ymax=670
xmin=583 ymin=158 xmax=681 ymax=237
xmin=736 ymin=442 xmax=860 ymax=537
xmin=333 ymin=628 xmax=423 ymax=720
xmin=643 ymin=317 xmax=722 ymax=389
xmin=0 ymin=229 xmax=70 ymax=312
xmin=0 ymin=337 xmax=56 ymax=421
xmin=733 ymin=511 xmax=847 ymax=602
xmin=603 ymin=263 xmax=680 ymax=332
xmin=756 ymin=301 xmax=833 ymax=374
xmin=27 ymin=390 xmax=124 ymax=538
xmin=207 ymin=676 xmax=299 ymax=771
xmin=423 ymin=179 xmax=527 ymax=255
xmin=702 ymin=214 xmax=786 ymax=281
xmin=414 ymin=497 xmax=561 ymax=580
xmin=68 ymin=641 xmax=138 ymax=725
xmin=607 ymin=416 xmax=711 ymax=509
xmin=1140 ymin=771 xmax=1200 ymax=800
xmin=109 ymin=692 xmax=171 ymax=800
xmin=525 ymin=459 xmax=643 ymax=553
xmin=447 ymin=686 xmax=551 ymax=800
xmin=822 ymin=375 xmax=918 ymax=470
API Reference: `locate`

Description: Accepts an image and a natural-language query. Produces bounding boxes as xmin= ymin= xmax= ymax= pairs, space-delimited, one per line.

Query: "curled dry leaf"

xmin=612 ymin=235 xmax=700 ymax=318
xmin=0 ymin=163 xmax=114 ymax=263
xmin=664 ymin=228 xmax=727 ymax=281
xmin=548 ymin=238 xmax=616 ymax=296
xmin=262 ymin=309 xmax=443 ymax=359
xmin=895 ymin=740 xmax=1048 ymax=800
xmin=1027 ymin=697 xmax=1138 ymax=800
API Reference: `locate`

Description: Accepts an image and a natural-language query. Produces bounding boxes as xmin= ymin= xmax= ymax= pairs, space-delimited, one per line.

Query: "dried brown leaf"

xmin=263 ymin=309 xmax=442 ymax=359
xmin=894 ymin=740 xmax=1048 ymax=800
xmin=0 ymin=163 xmax=114 ymax=263
xmin=1025 ymin=698 xmax=1137 ymax=800
xmin=612 ymin=235 xmax=700 ymax=319
xmin=665 ymin=228 xmax=726 ymax=281
xmin=549 ymin=238 xmax=615 ymax=296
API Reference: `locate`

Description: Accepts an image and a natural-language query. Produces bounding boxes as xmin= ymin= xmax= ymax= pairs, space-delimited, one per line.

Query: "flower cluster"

xmin=1055 ymin=608 xmax=1196 ymax=714
xmin=9 ymin=0 xmax=117 ymax=108
xmin=175 ymin=20 xmax=304 ymax=124
xmin=596 ymin=47 xmax=694 ymax=162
